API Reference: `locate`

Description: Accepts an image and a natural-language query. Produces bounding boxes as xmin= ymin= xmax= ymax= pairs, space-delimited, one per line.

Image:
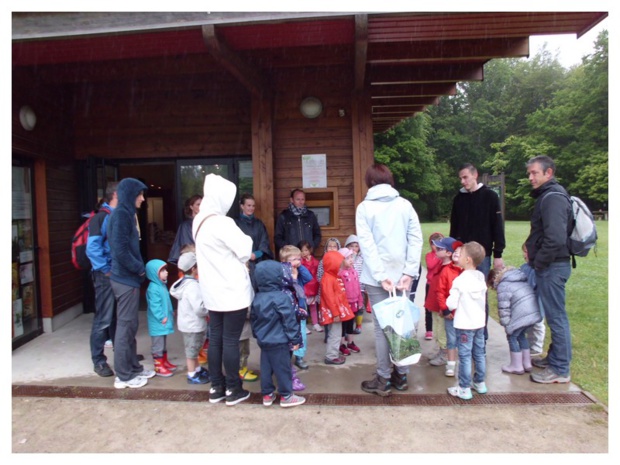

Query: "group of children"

xmin=142 ymin=229 xmax=543 ymax=405
xmin=423 ymin=233 xmax=543 ymax=400
xmin=141 ymin=235 xmax=367 ymax=408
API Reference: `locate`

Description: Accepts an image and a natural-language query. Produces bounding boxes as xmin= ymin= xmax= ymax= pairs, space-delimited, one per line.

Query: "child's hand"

xmin=292 ymin=344 xmax=300 ymax=351
xmin=333 ymin=315 xmax=341 ymax=323
xmin=162 ymin=317 xmax=168 ymax=324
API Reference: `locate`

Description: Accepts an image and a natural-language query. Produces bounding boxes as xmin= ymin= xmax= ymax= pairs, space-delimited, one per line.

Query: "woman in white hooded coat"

xmin=192 ymin=173 xmax=254 ymax=406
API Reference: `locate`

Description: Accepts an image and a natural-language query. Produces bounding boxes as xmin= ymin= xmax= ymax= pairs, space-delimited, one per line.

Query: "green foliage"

xmin=376 ymin=30 xmax=608 ymax=220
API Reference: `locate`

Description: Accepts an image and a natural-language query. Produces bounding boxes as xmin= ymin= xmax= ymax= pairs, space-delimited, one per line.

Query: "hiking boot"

xmin=114 ymin=376 xmax=147 ymax=389
xmin=530 ymin=367 xmax=571 ymax=384
xmin=280 ymin=393 xmax=306 ymax=408
xmin=187 ymin=371 xmax=209 ymax=385
xmin=531 ymin=356 xmax=549 ymax=369
xmin=448 ymin=385 xmax=473 ymax=400
xmin=294 ymin=356 xmax=309 ymax=370
xmin=429 ymin=349 xmax=447 ymax=366
xmin=361 ymin=374 xmax=392 ymax=397
xmin=472 ymin=381 xmax=488 ymax=394
xmin=225 ymin=388 xmax=251 ymax=406
xmin=209 ymin=385 xmax=226 ymax=403
xmin=94 ymin=362 xmax=114 ymax=377
xmin=347 ymin=342 xmax=361 ymax=353
xmin=390 ymin=370 xmax=409 ymax=391
xmin=263 ymin=392 xmax=276 ymax=406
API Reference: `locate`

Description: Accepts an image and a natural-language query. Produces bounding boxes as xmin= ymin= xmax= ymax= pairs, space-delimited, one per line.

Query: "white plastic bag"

xmin=372 ymin=290 xmax=421 ymax=366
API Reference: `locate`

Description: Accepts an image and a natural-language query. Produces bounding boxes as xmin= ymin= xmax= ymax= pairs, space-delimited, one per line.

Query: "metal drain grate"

xmin=12 ymin=384 xmax=596 ymax=406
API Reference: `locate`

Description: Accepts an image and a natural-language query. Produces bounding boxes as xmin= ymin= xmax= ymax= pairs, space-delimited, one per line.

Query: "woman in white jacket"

xmin=356 ymin=164 xmax=423 ymax=396
xmin=192 ymin=174 xmax=254 ymax=406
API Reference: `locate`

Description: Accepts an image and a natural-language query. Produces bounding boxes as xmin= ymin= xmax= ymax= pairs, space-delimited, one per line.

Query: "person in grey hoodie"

xmin=356 ymin=163 xmax=423 ymax=396
xmin=488 ymin=266 xmax=542 ymax=375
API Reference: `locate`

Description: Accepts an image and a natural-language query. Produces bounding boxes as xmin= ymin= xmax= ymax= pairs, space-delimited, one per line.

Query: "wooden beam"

xmin=202 ymin=24 xmax=270 ymax=97
xmin=351 ymin=89 xmax=374 ymax=206
xmin=34 ymin=159 xmax=53 ymax=319
xmin=354 ymin=14 xmax=368 ymax=91
xmin=369 ymin=63 xmax=483 ymax=84
xmin=368 ymin=37 xmax=529 ymax=63
xmin=371 ymin=96 xmax=439 ymax=106
xmin=370 ymin=82 xmax=456 ymax=97
xmin=372 ymin=105 xmax=425 ymax=114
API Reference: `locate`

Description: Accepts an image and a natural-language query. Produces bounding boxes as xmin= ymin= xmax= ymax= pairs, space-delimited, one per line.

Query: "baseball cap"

xmin=177 ymin=252 xmax=197 ymax=272
xmin=432 ymin=237 xmax=463 ymax=252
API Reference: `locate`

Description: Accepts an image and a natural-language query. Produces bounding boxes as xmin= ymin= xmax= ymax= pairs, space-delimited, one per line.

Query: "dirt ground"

xmin=12 ymin=396 xmax=609 ymax=454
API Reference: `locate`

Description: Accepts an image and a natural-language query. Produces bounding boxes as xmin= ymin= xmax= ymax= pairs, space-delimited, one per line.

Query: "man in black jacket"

xmin=450 ymin=163 xmax=506 ymax=338
xmin=525 ymin=155 xmax=573 ymax=384
xmin=274 ymin=189 xmax=322 ymax=256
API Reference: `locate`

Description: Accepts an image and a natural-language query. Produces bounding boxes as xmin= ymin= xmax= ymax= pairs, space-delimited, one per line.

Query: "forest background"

xmin=374 ymin=30 xmax=608 ymax=222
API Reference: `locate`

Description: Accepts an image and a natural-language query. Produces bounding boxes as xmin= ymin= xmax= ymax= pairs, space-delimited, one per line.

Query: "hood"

xmin=170 ymin=276 xmax=195 ymax=300
xmin=199 ymin=173 xmax=236 ymax=216
xmin=325 ymin=237 xmax=342 ymax=249
xmin=323 ymin=251 xmax=344 ymax=277
xmin=146 ymin=259 xmax=167 ymax=284
xmin=254 ymin=260 xmax=285 ymax=293
xmin=494 ymin=267 xmax=526 ymax=288
xmin=116 ymin=178 xmax=148 ymax=212
xmin=344 ymin=234 xmax=359 ymax=247
xmin=459 ymin=182 xmax=484 ymax=194
xmin=364 ymin=183 xmax=400 ymax=202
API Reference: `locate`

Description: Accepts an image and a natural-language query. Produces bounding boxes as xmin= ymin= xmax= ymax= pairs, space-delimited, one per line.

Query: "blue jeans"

xmin=208 ymin=309 xmax=247 ymax=392
xmin=367 ymin=285 xmax=409 ymax=379
xmin=110 ymin=281 xmax=144 ymax=382
xmin=507 ymin=326 xmax=530 ymax=352
xmin=456 ymin=328 xmax=486 ymax=389
xmin=477 ymin=256 xmax=491 ymax=340
xmin=260 ymin=344 xmax=293 ymax=398
xmin=536 ymin=261 xmax=572 ymax=376
xmin=90 ymin=271 xmax=117 ymax=366
xmin=445 ymin=317 xmax=457 ymax=350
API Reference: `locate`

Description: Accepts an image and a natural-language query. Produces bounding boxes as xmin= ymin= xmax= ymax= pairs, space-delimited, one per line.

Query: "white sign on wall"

xmin=302 ymin=154 xmax=327 ymax=189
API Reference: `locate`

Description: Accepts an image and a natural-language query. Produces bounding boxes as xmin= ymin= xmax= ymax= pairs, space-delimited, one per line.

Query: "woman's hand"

xmin=380 ymin=278 xmax=394 ymax=292
xmin=396 ymin=275 xmax=413 ymax=292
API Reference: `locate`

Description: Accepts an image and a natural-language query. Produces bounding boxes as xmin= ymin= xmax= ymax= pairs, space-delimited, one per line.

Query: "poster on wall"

xmin=22 ymin=285 xmax=35 ymax=319
xmin=20 ymin=263 xmax=34 ymax=285
xmin=302 ymin=154 xmax=327 ymax=188
xmin=13 ymin=299 xmax=24 ymax=338
xmin=12 ymin=262 xmax=19 ymax=301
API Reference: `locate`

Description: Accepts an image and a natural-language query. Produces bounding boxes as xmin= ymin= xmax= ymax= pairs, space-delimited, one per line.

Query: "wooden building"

xmin=11 ymin=12 xmax=606 ymax=347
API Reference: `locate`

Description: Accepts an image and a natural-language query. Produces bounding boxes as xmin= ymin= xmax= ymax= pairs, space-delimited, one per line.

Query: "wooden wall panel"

xmin=271 ymin=65 xmax=357 ymax=254
xmin=73 ymin=74 xmax=252 ymax=159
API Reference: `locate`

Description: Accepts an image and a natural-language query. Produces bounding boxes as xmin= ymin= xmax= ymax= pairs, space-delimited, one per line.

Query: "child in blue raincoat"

xmin=146 ymin=259 xmax=177 ymax=377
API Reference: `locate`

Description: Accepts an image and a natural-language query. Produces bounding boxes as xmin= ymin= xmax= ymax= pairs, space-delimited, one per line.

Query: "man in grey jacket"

xmin=524 ymin=155 xmax=573 ymax=384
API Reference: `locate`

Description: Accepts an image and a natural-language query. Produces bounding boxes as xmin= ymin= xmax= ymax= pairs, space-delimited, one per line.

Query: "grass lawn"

xmin=420 ymin=221 xmax=609 ymax=405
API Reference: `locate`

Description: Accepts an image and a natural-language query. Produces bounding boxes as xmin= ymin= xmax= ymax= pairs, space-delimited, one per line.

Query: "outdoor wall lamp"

xmin=300 ymin=96 xmax=323 ymax=119
xmin=19 ymin=105 xmax=37 ymax=131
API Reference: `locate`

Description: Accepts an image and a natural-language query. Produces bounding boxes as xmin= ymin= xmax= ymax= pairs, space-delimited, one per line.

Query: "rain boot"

xmin=522 ymin=349 xmax=532 ymax=372
xmin=501 ymin=351 xmax=525 ymax=375
xmin=162 ymin=351 xmax=177 ymax=371
xmin=154 ymin=357 xmax=174 ymax=377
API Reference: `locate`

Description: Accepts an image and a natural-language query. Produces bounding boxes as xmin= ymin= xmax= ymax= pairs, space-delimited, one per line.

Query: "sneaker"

xmin=531 ymin=356 xmax=549 ymax=368
xmin=429 ymin=350 xmax=447 ymax=366
xmin=390 ymin=371 xmax=409 ymax=391
xmin=292 ymin=377 xmax=306 ymax=391
xmin=137 ymin=368 xmax=156 ymax=379
xmin=281 ymin=393 xmax=306 ymax=408
xmin=361 ymin=374 xmax=392 ymax=397
xmin=198 ymin=368 xmax=211 ymax=383
xmin=530 ymin=367 xmax=571 ymax=384
xmin=339 ymin=344 xmax=351 ymax=356
xmin=424 ymin=331 xmax=433 ymax=341
xmin=445 ymin=363 xmax=456 ymax=377
xmin=263 ymin=392 xmax=276 ymax=406
xmin=137 ymin=354 xmax=145 ymax=362
xmin=104 ymin=339 xmax=113 ymax=349
xmin=239 ymin=366 xmax=259 ymax=382
xmin=225 ymin=388 xmax=251 ymax=406
xmin=352 ymin=326 xmax=362 ymax=334
xmin=209 ymin=385 xmax=226 ymax=403
xmin=313 ymin=324 xmax=324 ymax=333
xmin=294 ymin=356 xmax=309 ymax=370
xmin=472 ymin=381 xmax=488 ymax=394
xmin=94 ymin=362 xmax=114 ymax=377
xmin=306 ymin=327 xmax=312 ymax=335
xmin=347 ymin=342 xmax=361 ymax=353
xmin=324 ymin=357 xmax=346 ymax=365
xmin=448 ymin=385 xmax=473 ymax=400
xmin=114 ymin=376 xmax=147 ymax=389
xmin=187 ymin=372 xmax=209 ymax=385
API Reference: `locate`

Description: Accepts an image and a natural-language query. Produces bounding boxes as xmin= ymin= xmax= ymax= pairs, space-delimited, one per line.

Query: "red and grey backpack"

xmin=71 ymin=206 xmax=111 ymax=270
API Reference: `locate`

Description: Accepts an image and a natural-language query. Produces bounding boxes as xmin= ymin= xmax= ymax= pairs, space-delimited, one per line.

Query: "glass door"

xmin=12 ymin=161 xmax=43 ymax=348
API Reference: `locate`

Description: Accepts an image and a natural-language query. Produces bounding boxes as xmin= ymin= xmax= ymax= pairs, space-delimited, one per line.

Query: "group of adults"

xmin=87 ymin=154 xmax=573 ymax=394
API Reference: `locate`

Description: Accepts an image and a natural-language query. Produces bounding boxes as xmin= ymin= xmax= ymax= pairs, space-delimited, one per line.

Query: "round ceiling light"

xmin=300 ymin=97 xmax=323 ymax=119
xmin=19 ymin=106 xmax=37 ymax=131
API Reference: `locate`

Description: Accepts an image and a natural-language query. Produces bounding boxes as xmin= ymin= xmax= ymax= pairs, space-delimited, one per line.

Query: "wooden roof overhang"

xmin=13 ymin=11 xmax=607 ymax=133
